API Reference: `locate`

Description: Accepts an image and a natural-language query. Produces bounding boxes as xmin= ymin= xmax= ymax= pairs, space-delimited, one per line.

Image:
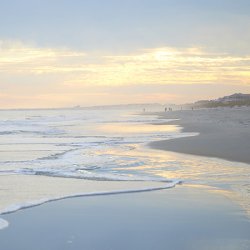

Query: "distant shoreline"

xmin=149 ymin=108 xmax=250 ymax=164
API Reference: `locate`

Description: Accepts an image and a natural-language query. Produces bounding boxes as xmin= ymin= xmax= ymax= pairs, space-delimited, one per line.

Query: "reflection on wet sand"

xmin=95 ymin=144 xmax=250 ymax=217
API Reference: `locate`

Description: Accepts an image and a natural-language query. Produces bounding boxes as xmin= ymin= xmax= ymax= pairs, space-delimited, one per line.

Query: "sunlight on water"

xmin=98 ymin=123 xmax=180 ymax=134
xmin=109 ymin=145 xmax=250 ymax=215
xmin=0 ymin=109 xmax=249 ymax=219
xmin=91 ymin=140 xmax=250 ymax=215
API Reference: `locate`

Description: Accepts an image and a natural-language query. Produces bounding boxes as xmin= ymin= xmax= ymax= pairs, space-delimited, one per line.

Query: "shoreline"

xmin=0 ymin=178 xmax=178 ymax=218
xmin=149 ymin=108 xmax=250 ymax=164
xmin=0 ymin=174 xmax=177 ymax=224
xmin=0 ymin=108 xmax=249 ymax=249
xmin=1 ymin=185 xmax=249 ymax=250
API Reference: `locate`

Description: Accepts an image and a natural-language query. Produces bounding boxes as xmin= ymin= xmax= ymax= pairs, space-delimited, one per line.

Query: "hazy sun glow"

xmin=0 ymin=40 xmax=249 ymax=108
xmin=1 ymin=41 xmax=249 ymax=86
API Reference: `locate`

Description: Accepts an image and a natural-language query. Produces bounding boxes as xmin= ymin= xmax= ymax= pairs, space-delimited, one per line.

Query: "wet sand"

xmin=0 ymin=185 xmax=249 ymax=250
xmin=1 ymin=107 xmax=250 ymax=250
xmin=149 ymin=108 xmax=250 ymax=164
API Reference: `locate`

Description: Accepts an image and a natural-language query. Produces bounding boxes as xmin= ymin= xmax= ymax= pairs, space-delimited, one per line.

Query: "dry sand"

xmin=149 ymin=107 xmax=250 ymax=164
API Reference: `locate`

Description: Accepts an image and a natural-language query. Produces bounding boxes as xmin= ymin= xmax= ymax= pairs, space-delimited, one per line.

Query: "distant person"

xmin=165 ymin=107 xmax=167 ymax=112
xmin=143 ymin=108 xmax=146 ymax=112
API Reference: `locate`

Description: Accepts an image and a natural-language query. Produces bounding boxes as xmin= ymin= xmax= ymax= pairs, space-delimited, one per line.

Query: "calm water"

xmin=0 ymin=108 xmax=249 ymax=229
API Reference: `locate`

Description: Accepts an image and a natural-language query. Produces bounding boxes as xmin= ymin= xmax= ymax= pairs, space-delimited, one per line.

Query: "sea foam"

xmin=0 ymin=180 xmax=179 ymax=230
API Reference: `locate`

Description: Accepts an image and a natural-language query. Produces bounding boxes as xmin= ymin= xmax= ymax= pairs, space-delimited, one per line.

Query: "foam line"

xmin=0 ymin=180 xmax=179 ymax=230
xmin=11 ymin=168 xmax=171 ymax=182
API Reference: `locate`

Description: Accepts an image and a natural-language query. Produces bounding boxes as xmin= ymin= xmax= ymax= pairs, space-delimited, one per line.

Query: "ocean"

xmin=0 ymin=108 xmax=249 ymax=229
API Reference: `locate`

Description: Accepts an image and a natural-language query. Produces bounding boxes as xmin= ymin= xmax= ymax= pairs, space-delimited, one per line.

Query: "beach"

xmin=0 ymin=108 xmax=249 ymax=250
xmin=1 ymin=0 xmax=250 ymax=249
xmin=149 ymin=107 xmax=250 ymax=164
xmin=1 ymin=185 xmax=250 ymax=250
xmin=149 ymin=107 xmax=250 ymax=216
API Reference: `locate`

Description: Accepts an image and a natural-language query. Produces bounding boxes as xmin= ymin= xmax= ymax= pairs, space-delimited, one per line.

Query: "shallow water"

xmin=0 ymin=109 xmax=191 ymax=180
xmin=1 ymin=188 xmax=250 ymax=250
xmin=0 ymin=108 xmax=249 ymax=228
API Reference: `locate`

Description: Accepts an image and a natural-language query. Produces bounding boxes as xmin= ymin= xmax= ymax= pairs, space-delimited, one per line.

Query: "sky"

xmin=0 ymin=0 xmax=250 ymax=108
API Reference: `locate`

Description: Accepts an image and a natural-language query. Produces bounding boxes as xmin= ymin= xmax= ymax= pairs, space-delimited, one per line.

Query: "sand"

xmin=149 ymin=107 xmax=250 ymax=164
xmin=0 ymin=185 xmax=249 ymax=250
xmin=0 ymin=174 xmax=174 ymax=214
xmin=0 ymin=107 xmax=249 ymax=249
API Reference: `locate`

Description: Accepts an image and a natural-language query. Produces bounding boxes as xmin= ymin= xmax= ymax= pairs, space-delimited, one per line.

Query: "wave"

xmin=0 ymin=110 xmax=191 ymax=230
xmin=0 ymin=180 xmax=179 ymax=230
xmin=11 ymin=167 xmax=171 ymax=183
xmin=35 ymin=149 xmax=77 ymax=161
xmin=0 ymin=129 xmax=65 ymax=136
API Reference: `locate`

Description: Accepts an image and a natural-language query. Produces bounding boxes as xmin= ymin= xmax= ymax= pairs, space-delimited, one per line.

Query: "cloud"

xmin=0 ymin=40 xmax=249 ymax=87
xmin=0 ymin=40 xmax=250 ymax=108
